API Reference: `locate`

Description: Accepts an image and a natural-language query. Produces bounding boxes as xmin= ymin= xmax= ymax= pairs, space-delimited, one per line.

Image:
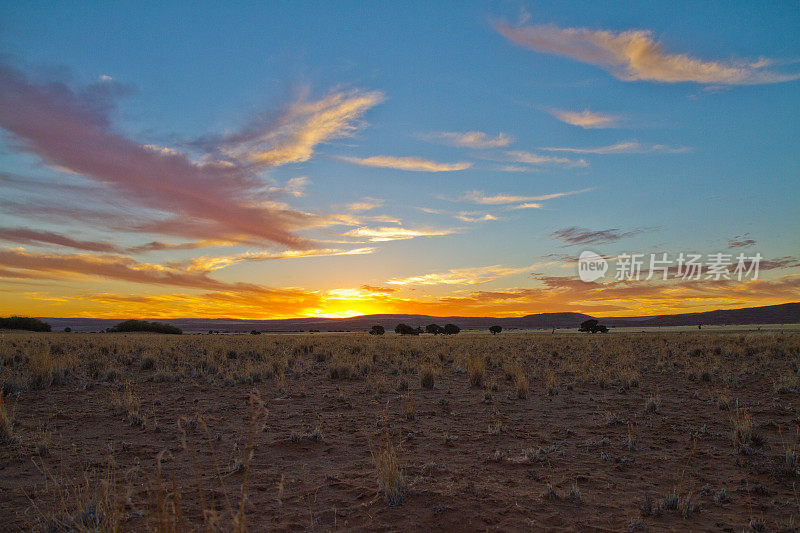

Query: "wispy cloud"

xmin=728 ymin=234 xmax=756 ymax=248
xmin=347 ymin=198 xmax=384 ymax=211
xmin=454 ymin=212 xmax=497 ymax=222
xmin=461 ymin=188 xmax=592 ymax=205
xmin=504 ymin=150 xmax=588 ymax=167
xmin=336 ymin=155 xmax=472 ymax=172
xmin=540 ymin=141 xmax=689 ymax=154
xmin=494 ymin=21 xmax=800 ymax=85
xmin=387 ymin=264 xmax=535 ymax=286
xmin=0 ymin=248 xmax=232 ymax=290
xmin=128 ymin=240 xmax=236 ymax=253
xmin=216 ymin=89 xmax=384 ymax=167
xmin=341 ymin=226 xmax=456 ymax=242
xmin=186 ymin=247 xmax=375 ymax=272
xmin=360 ymin=285 xmax=399 ymax=294
xmin=548 ymin=108 xmax=618 ymax=128
xmin=0 ymin=227 xmax=125 ymax=254
xmin=420 ymin=131 xmax=512 ymax=148
xmin=0 ymin=63 xmax=383 ymax=249
xmin=551 ymin=226 xmax=649 ymax=245
xmin=497 ymin=165 xmax=541 ymax=173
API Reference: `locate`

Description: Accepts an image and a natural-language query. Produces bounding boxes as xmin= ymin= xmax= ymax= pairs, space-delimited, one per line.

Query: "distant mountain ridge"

xmin=36 ymin=302 xmax=800 ymax=333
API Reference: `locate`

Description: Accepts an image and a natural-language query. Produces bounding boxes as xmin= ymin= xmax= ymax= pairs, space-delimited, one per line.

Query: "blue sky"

xmin=0 ymin=1 xmax=798 ymax=318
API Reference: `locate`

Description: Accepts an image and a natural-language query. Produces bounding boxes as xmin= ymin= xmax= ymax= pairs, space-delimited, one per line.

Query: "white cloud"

xmin=461 ymin=188 xmax=592 ymax=205
xmin=422 ymin=131 xmax=512 ymax=148
xmin=504 ymin=150 xmax=588 ymax=168
xmin=539 ymin=141 xmax=690 ymax=154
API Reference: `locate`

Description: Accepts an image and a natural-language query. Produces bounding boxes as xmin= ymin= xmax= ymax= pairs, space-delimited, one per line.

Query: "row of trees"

xmin=369 ymin=324 xmax=506 ymax=335
xmin=107 ymin=319 xmax=182 ymax=334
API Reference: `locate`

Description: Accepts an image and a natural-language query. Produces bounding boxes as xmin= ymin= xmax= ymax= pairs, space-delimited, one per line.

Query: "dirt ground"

xmin=1 ymin=331 xmax=799 ymax=531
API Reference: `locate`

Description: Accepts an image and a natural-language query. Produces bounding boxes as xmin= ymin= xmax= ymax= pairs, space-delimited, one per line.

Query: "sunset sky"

xmin=1 ymin=2 xmax=798 ymax=319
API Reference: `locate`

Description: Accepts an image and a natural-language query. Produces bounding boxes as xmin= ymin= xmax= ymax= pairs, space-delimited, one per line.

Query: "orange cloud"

xmin=336 ymin=155 xmax=472 ymax=172
xmin=495 ymin=21 xmax=800 ymax=85
xmin=548 ymin=109 xmax=619 ymax=128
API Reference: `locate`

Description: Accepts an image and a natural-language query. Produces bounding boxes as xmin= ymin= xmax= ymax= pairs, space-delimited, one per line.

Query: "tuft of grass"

xmin=731 ymin=402 xmax=758 ymax=452
xmin=621 ymin=424 xmax=637 ymax=451
xmin=112 ymin=381 xmax=144 ymax=427
xmin=419 ymin=364 xmax=436 ymax=390
xmin=545 ymin=368 xmax=558 ymax=396
xmin=0 ymin=394 xmax=15 ymax=445
xmin=569 ymin=482 xmax=582 ymax=503
xmin=402 ymin=392 xmax=415 ymax=421
xmin=28 ymin=457 xmax=124 ymax=532
xmin=510 ymin=364 xmax=528 ymax=399
xmin=370 ymin=424 xmax=405 ymax=506
xmin=467 ymin=356 xmax=485 ymax=388
xmin=646 ymin=394 xmax=660 ymax=413
xmin=28 ymin=342 xmax=64 ymax=389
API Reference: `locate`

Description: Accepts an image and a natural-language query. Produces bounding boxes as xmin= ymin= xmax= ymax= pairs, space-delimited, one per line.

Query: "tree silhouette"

xmin=426 ymin=323 xmax=444 ymax=335
xmin=579 ymin=319 xmax=608 ymax=333
xmin=443 ymin=323 xmax=460 ymax=335
xmin=0 ymin=316 xmax=51 ymax=332
xmin=395 ymin=323 xmax=418 ymax=335
xmin=107 ymin=319 xmax=182 ymax=334
xmin=369 ymin=325 xmax=385 ymax=335
xmin=489 ymin=325 xmax=502 ymax=335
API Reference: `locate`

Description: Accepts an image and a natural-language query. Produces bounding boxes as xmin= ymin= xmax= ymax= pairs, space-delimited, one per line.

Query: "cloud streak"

xmin=551 ymin=226 xmax=649 ymax=245
xmin=336 ymin=155 xmax=472 ymax=172
xmin=461 ymin=188 xmax=592 ymax=205
xmin=421 ymin=131 xmax=512 ymax=148
xmin=387 ymin=264 xmax=536 ymax=286
xmin=548 ymin=108 xmax=618 ymax=128
xmin=504 ymin=150 xmax=588 ymax=167
xmin=0 ymin=227 xmax=125 ymax=254
xmin=341 ymin=226 xmax=456 ymax=242
xmin=495 ymin=21 xmax=800 ymax=85
xmin=540 ymin=141 xmax=689 ymax=154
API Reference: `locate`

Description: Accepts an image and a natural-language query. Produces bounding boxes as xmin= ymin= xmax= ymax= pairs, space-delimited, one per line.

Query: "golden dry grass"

xmin=0 ymin=329 xmax=799 ymax=530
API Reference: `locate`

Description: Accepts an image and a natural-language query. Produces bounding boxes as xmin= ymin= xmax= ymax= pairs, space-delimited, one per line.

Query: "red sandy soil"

xmin=1 ymin=336 xmax=799 ymax=531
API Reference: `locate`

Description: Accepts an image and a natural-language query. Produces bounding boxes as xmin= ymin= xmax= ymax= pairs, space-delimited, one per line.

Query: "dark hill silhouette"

xmin=36 ymin=302 xmax=800 ymax=333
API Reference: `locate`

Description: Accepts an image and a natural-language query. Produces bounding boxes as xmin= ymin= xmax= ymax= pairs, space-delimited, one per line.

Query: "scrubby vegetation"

xmin=107 ymin=319 xmax=182 ymax=334
xmin=0 ymin=316 xmax=51 ymax=332
xmin=0 ymin=329 xmax=799 ymax=529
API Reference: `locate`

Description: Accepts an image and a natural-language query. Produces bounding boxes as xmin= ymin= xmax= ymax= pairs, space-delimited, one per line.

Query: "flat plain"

xmin=1 ymin=330 xmax=799 ymax=531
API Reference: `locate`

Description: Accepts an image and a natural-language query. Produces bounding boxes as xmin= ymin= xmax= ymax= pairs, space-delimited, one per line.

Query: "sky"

xmin=0 ymin=1 xmax=798 ymax=319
